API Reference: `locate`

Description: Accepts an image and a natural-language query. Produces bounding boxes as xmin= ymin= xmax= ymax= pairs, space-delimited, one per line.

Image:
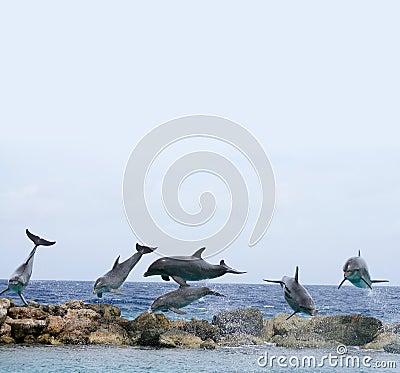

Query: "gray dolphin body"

xmin=265 ymin=266 xmax=317 ymax=320
xmin=143 ymin=247 xmax=245 ymax=286
xmin=151 ymin=286 xmax=225 ymax=314
xmin=0 ymin=229 xmax=56 ymax=306
xmin=338 ymin=250 xmax=388 ymax=290
xmin=93 ymin=243 xmax=156 ymax=298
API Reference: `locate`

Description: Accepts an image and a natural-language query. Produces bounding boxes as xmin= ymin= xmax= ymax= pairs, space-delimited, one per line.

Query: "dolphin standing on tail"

xmin=0 ymin=229 xmax=56 ymax=306
xmin=93 ymin=243 xmax=156 ymax=298
xmin=143 ymin=247 xmax=245 ymax=287
xmin=338 ymin=250 xmax=388 ymax=290
xmin=264 ymin=266 xmax=318 ymax=320
xmin=151 ymin=286 xmax=225 ymax=315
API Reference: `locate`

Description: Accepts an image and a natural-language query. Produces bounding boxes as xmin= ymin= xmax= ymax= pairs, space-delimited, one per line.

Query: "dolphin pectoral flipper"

xmin=169 ymin=307 xmax=186 ymax=315
xmin=171 ymin=276 xmax=189 ymax=287
xmin=18 ymin=292 xmax=28 ymax=306
xmin=264 ymin=279 xmax=285 ymax=285
xmin=286 ymin=311 xmax=298 ymax=320
xmin=26 ymin=229 xmax=56 ymax=247
xmin=161 ymin=275 xmax=170 ymax=282
xmin=360 ymin=276 xmax=372 ymax=290
xmin=338 ymin=278 xmax=347 ymax=289
xmin=110 ymin=289 xmax=124 ymax=294
xmin=0 ymin=287 xmax=9 ymax=296
xmin=207 ymin=290 xmax=225 ymax=297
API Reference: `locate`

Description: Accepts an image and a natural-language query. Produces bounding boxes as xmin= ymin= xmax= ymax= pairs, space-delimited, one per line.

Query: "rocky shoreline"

xmin=1 ymin=298 xmax=400 ymax=353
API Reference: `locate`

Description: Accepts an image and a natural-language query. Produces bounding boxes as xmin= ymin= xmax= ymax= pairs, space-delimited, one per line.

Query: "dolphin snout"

xmin=143 ymin=272 xmax=150 ymax=277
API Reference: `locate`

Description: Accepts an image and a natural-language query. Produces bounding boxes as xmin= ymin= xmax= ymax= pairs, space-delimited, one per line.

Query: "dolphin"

xmin=150 ymin=285 xmax=225 ymax=315
xmin=264 ymin=266 xmax=318 ymax=320
xmin=143 ymin=247 xmax=245 ymax=287
xmin=0 ymin=229 xmax=56 ymax=306
xmin=93 ymin=243 xmax=156 ymax=298
xmin=338 ymin=250 xmax=389 ymax=290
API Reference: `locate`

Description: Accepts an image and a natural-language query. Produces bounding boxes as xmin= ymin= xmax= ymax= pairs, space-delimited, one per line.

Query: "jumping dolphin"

xmin=93 ymin=243 xmax=156 ymax=298
xmin=150 ymin=286 xmax=225 ymax=315
xmin=143 ymin=247 xmax=245 ymax=287
xmin=338 ymin=250 xmax=389 ymax=290
xmin=0 ymin=229 xmax=56 ymax=306
xmin=264 ymin=266 xmax=318 ymax=320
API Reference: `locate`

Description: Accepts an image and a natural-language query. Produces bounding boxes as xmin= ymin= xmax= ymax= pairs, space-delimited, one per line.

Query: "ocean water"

xmin=0 ymin=280 xmax=399 ymax=372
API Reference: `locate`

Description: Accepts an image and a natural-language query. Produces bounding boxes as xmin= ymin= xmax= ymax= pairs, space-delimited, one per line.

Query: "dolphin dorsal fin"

xmin=112 ymin=255 xmax=120 ymax=270
xmin=358 ymin=249 xmax=361 ymax=257
xmin=220 ymin=260 xmax=226 ymax=266
xmin=192 ymin=247 xmax=206 ymax=258
xmin=294 ymin=266 xmax=299 ymax=282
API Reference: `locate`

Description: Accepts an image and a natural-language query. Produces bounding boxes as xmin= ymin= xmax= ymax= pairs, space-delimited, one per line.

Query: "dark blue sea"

xmin=0 ymin=280 xmax=399 ymax=372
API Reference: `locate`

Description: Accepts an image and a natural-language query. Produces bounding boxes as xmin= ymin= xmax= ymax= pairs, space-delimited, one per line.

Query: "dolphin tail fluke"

xmin=286 ymin=311 xmax=298 ymax=320
xmin=26 ymin=229 xmax=56 ymax=247
xmin=0 ymin=287 xmax=9 ymax=296
xmin=220 ymin=260 xmax=246 ymax=274
xmin=337 ymin=278 xmax=347 ymax=289
xmin=136 ymin=243 xmax=157 ymax=254
xmin=18 ymin=292 xmax=28 ymax=306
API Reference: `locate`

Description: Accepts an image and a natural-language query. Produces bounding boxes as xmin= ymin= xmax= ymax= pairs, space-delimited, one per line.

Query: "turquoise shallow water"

xmin=0 ymin=344 xmax=399 ymax=373
xmin=0 ymin=281 xmax=399 ymax=372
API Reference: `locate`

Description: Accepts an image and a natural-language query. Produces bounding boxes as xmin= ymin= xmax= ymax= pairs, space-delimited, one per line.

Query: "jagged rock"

xmin=159 ymin=330 xmax=203 ymax=348
xmin=0 ymin=298 xmax=11 ymax=310
xmin=37 ymin=333 xmax=62 ymax=345
xmin=0 ymin=308 xmax=7 ymax=326
xmin=64 ymin=300 xmax=85 ymax=309
xmin=57 ymin=330 xmax=89 ymax=344
xmin=384 ymin=342 xmax=400 ymax=353
xmin=271 ymin=333 xmax=339 ymax=349
xmin=200 ymin=338 xmax=218 ymax=349
xmin=179 ymin=319 xmax=221 ymax=342
xmin=220 ymin=333 xmax=264 ymax=347
xmin=212 ymin=308 xmax=263 ymax=336
xmin=131 ymin=312 xmax=170 ymax=347
xmin=309 ymin=314 xmax=382 ymax=346
xmin=24 ymin=335 xmax=36 ymax=343
xmin=260 ymin=318 xmax=274 ymax=341
xmin=8 ymin=306 xmax=47 ymax=320
xmin=0 ymin=322 xmax=11 ymax=337
xmin=362 ymin=332 xmax=400 ymax=350
xmin=46 ymin=315 xmax=65 ymax=336
xmin=42 ymin=304 xmax=68 ymax=317
xmin=89 ymin=324 xmax=130 ymax=345
xmin=0 ymin=336 xmax=15 ymax=344
xmin=27 ymin=301 xmax=41 ymax=308
xmin=8 ymin=319 xmax=46 ymax=341
xmin=86 ymin=304 xmax=121 ymax=318
xmin=56 ymin=308 xmax=100 ymax=344
xmin=271 ymin=314 xmax=309 ymax=336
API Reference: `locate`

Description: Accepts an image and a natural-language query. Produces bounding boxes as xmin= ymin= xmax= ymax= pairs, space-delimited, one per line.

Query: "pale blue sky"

xmin=1 ymin=1 xmax=399 ymax=285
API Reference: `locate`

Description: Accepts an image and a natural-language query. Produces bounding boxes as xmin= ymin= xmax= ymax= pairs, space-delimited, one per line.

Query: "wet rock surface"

xmin=0 ymin=300 xmax=397 ymax=351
